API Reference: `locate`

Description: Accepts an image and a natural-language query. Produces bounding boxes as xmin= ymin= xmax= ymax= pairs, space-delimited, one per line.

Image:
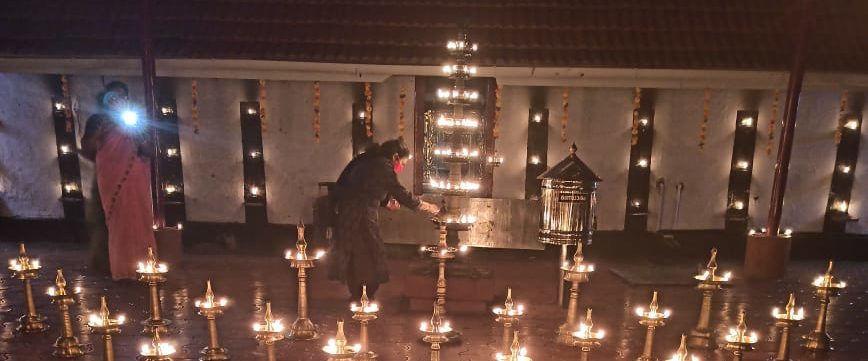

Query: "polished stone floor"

xmin=0 ymin=242 xmax=864 ymax=361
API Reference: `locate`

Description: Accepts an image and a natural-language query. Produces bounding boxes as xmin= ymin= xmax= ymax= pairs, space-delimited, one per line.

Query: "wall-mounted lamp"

xmin=63 ymin=183 xmax=79 ymax=194
xmin=532 ymin=114 xmax=542 ymax=123
xmin=735 ymin=160 xmax=750 ymax=170
xmin=739 ymin=116 xmax=754 ymax=127
xmin=731 ymin=200 xmax=745 ymax=210
xmin=358 ymin=111 xmax=366 ymax=119
xmin=249 ymin=150 xmax=262 ymax=159
xmin=246 ymin=107 xmax=258 ymax=115
xmin=249 ymin=185 xmax=262 ymax=197
xmin=54 ymin=101 xmax=66 ymax=111
xmin=59 ymin=145 xmax=72 ymax=155
xmin=638 ymin=118 xmax=649 ymax=127
xmin=631 ymin=200 xmax=642 ymax=208
xmin=844 ymin=118 xmax=860 ymax=130
xmin=839 ymin=164 xmax=851 ymax=174
xmin=164 ymin=184 xmax=179 ymax=195
xmin=165 ymin=148 xmax=179 ymax=157
xmin=831 ymin=200 xmax=848 ymax=213
xmin=636 ymin=159 xmax=648 ymax=168
xmin=160 ymin=106 xmax=175 ymax=116
xmin=529 ymin=156 xmax=541 ymax=165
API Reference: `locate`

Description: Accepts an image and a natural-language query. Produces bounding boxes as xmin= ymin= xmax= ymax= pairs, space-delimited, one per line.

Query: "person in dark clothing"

xmin=328 ymin=138 xmax=439 ymax=300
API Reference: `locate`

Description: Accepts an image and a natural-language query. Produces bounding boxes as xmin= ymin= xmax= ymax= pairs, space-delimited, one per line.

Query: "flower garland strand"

xmin=767 ymin=89 xmax=779 ymax=155
xmin=398 ymin=85 xmax=406 ymax=137
xmin=313 ymin=81 xmax=321 ymax=144
xmin=60 ymin=75 xmax=73 ymax=132
xmin=631 ymin=87 xmax=642 ymax=145
xmin=561 ymin=88 xmax=569 ymax=143
xmin=364 ymin=82 xmax=373 ymax=138
xmin=494 ymin=84 xmax=503 ymax=140
xmin=258 ymin=79 xmax=268 ymax=134
xmin=191 ymin=80 xmax=200 ymax=134
xmin=698 ymin=88 xmax=711 ymax=150
xmin=835 ymin=90 xmax=848 ymax=144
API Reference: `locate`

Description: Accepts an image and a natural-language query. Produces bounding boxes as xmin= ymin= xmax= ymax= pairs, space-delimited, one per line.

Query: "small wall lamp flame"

xmin=831 ymin=200 xmax=848 ymax=213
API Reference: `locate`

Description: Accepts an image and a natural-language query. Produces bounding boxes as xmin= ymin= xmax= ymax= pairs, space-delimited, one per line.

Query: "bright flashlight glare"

xmin=121 ymin=110 xmax=138 ymax=126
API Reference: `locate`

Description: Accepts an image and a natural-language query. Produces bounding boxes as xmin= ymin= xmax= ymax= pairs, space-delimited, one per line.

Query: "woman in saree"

xmin=81 ymin=81 xmax=157 ymax=280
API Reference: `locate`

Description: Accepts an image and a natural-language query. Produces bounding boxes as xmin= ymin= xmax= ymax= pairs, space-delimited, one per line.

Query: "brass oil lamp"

xmin=571 ymin=308 xmax=605 ymax=361
xmin=8 ymin=243 xmax=49 ymax=333
xmin=723 ymin=311 xmax=758 ymax=361
xmin=771 ymin=293 xmax=805 ymax=361
xmin=420 ymin=302 xmax=454 ymax=361
xmin=803 ymin=260 xmax=846 ymax=352
xmin=322 ymin=319 xmax=361 ymax=360
xmin=88 ymin=296 xmax=125 ymax=361
xmin=492 ymin=287 xmax=526 ymax=353
xmin=420 ymin=223 xmax=468 ymax=317
xmin=138 ymin=330 xmax=176 ymax=361
xmin=494 ymin=331 xmax=532 ymax=361
xmin=634 ymin=291 xmax=671 ymax=361
xmin=46 ymin=268 xmax=88 ymax=357
xmin=664 ymin=335 xmax=698 ymax=361
xmin=136 ymin=246 xmax=171 ymax=334
xmin=285 ymin=223 xmax=325 ymax=340
xmin=350 ymin=285 xmax=379 ymax=359
xmin=194 ymin=280 xmax=231 ymax=361
xmin=253 ymin=301 xmax=285 ymax=361
xmin=686 ymin=248 xmax=731 ymax=350
xmin=557 ymin=243 xmax=594 ymax=344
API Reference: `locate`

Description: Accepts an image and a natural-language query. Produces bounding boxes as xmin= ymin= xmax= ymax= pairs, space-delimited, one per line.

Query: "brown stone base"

xmin=744 ymin=234 xmax=791 ymax=279
xmin=154 ymin=228 xmax=184 ymax=265
xmin=403 ymin=262 xmax=495 ymax=314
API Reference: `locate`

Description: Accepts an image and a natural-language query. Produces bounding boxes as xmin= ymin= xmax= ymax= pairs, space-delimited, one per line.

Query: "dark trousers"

xmin=346 ymin=254 xmax=380 ymax=301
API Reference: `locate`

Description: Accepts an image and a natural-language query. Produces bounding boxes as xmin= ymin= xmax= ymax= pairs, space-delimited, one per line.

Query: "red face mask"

xmin=393 ymin=160 xmax=405 ymax=174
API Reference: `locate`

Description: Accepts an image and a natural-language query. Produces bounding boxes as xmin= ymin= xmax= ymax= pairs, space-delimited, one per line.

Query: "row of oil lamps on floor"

xmin=551 ymin=245 xmax=847 ymax=361
xmin=6 ymin=234 xmax=848 ymax=361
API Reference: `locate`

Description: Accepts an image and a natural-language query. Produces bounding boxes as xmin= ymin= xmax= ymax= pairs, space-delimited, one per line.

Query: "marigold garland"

xmin=258 ymin=79 xmax=267 ymax=133
xmin=313 ymin=81 xmax=321 ymax=144
xmin=698 ymin=88 xmax=711 ymax=150
xmin=561 ymin=88 xmax=569 ymax=143
xmin=60 ymin=75 xmax=73 ymax=132
xmin=398 ymin=85 xmax=406 ymax=137
xmin=493 ymin=84 xmax=503 ymax=140
xmin=767 ymin=89 xmax=779 ymax=155
xmin=364 ymin=82 xmax=373 ymax=138
xmin=631 ymin=87 xmax=642 ymax=145
xmin=191 ymin=80 xmax=200 ymax=134
xmin=835 ymin=90 xmax=848 ymax=144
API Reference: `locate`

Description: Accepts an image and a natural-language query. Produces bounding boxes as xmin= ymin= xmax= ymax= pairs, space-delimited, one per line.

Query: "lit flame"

xmin=436 ymin=115 xmax=479 ymax=129
xmin=429 ymin=179 xmax=481 ymax=191
xmin=811 ymin=260 xmax=846 ymax=289
xmin=572 ymin=309 xmax=604 ymax=340
xmin=724 ymin=311 xmax=758 ymax=344
xmin=665 ymin=335 xmax=697 ymax=361
xmin=140 ymin=331 xmax=175 ymax=356
xmin=195 ymin=280 xmax=228 ymax=309
xmin=136 ymin=247 xmax=168 ymax=274
xmin=253 ymin=302 xmax=284 ymax=333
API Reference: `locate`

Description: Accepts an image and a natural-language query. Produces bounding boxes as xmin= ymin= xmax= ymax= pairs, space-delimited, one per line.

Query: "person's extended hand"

xmin=386 ymin=198 xmax=401 ymax=211
xmin=418 ymin=201 xmax=440 ymax=215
